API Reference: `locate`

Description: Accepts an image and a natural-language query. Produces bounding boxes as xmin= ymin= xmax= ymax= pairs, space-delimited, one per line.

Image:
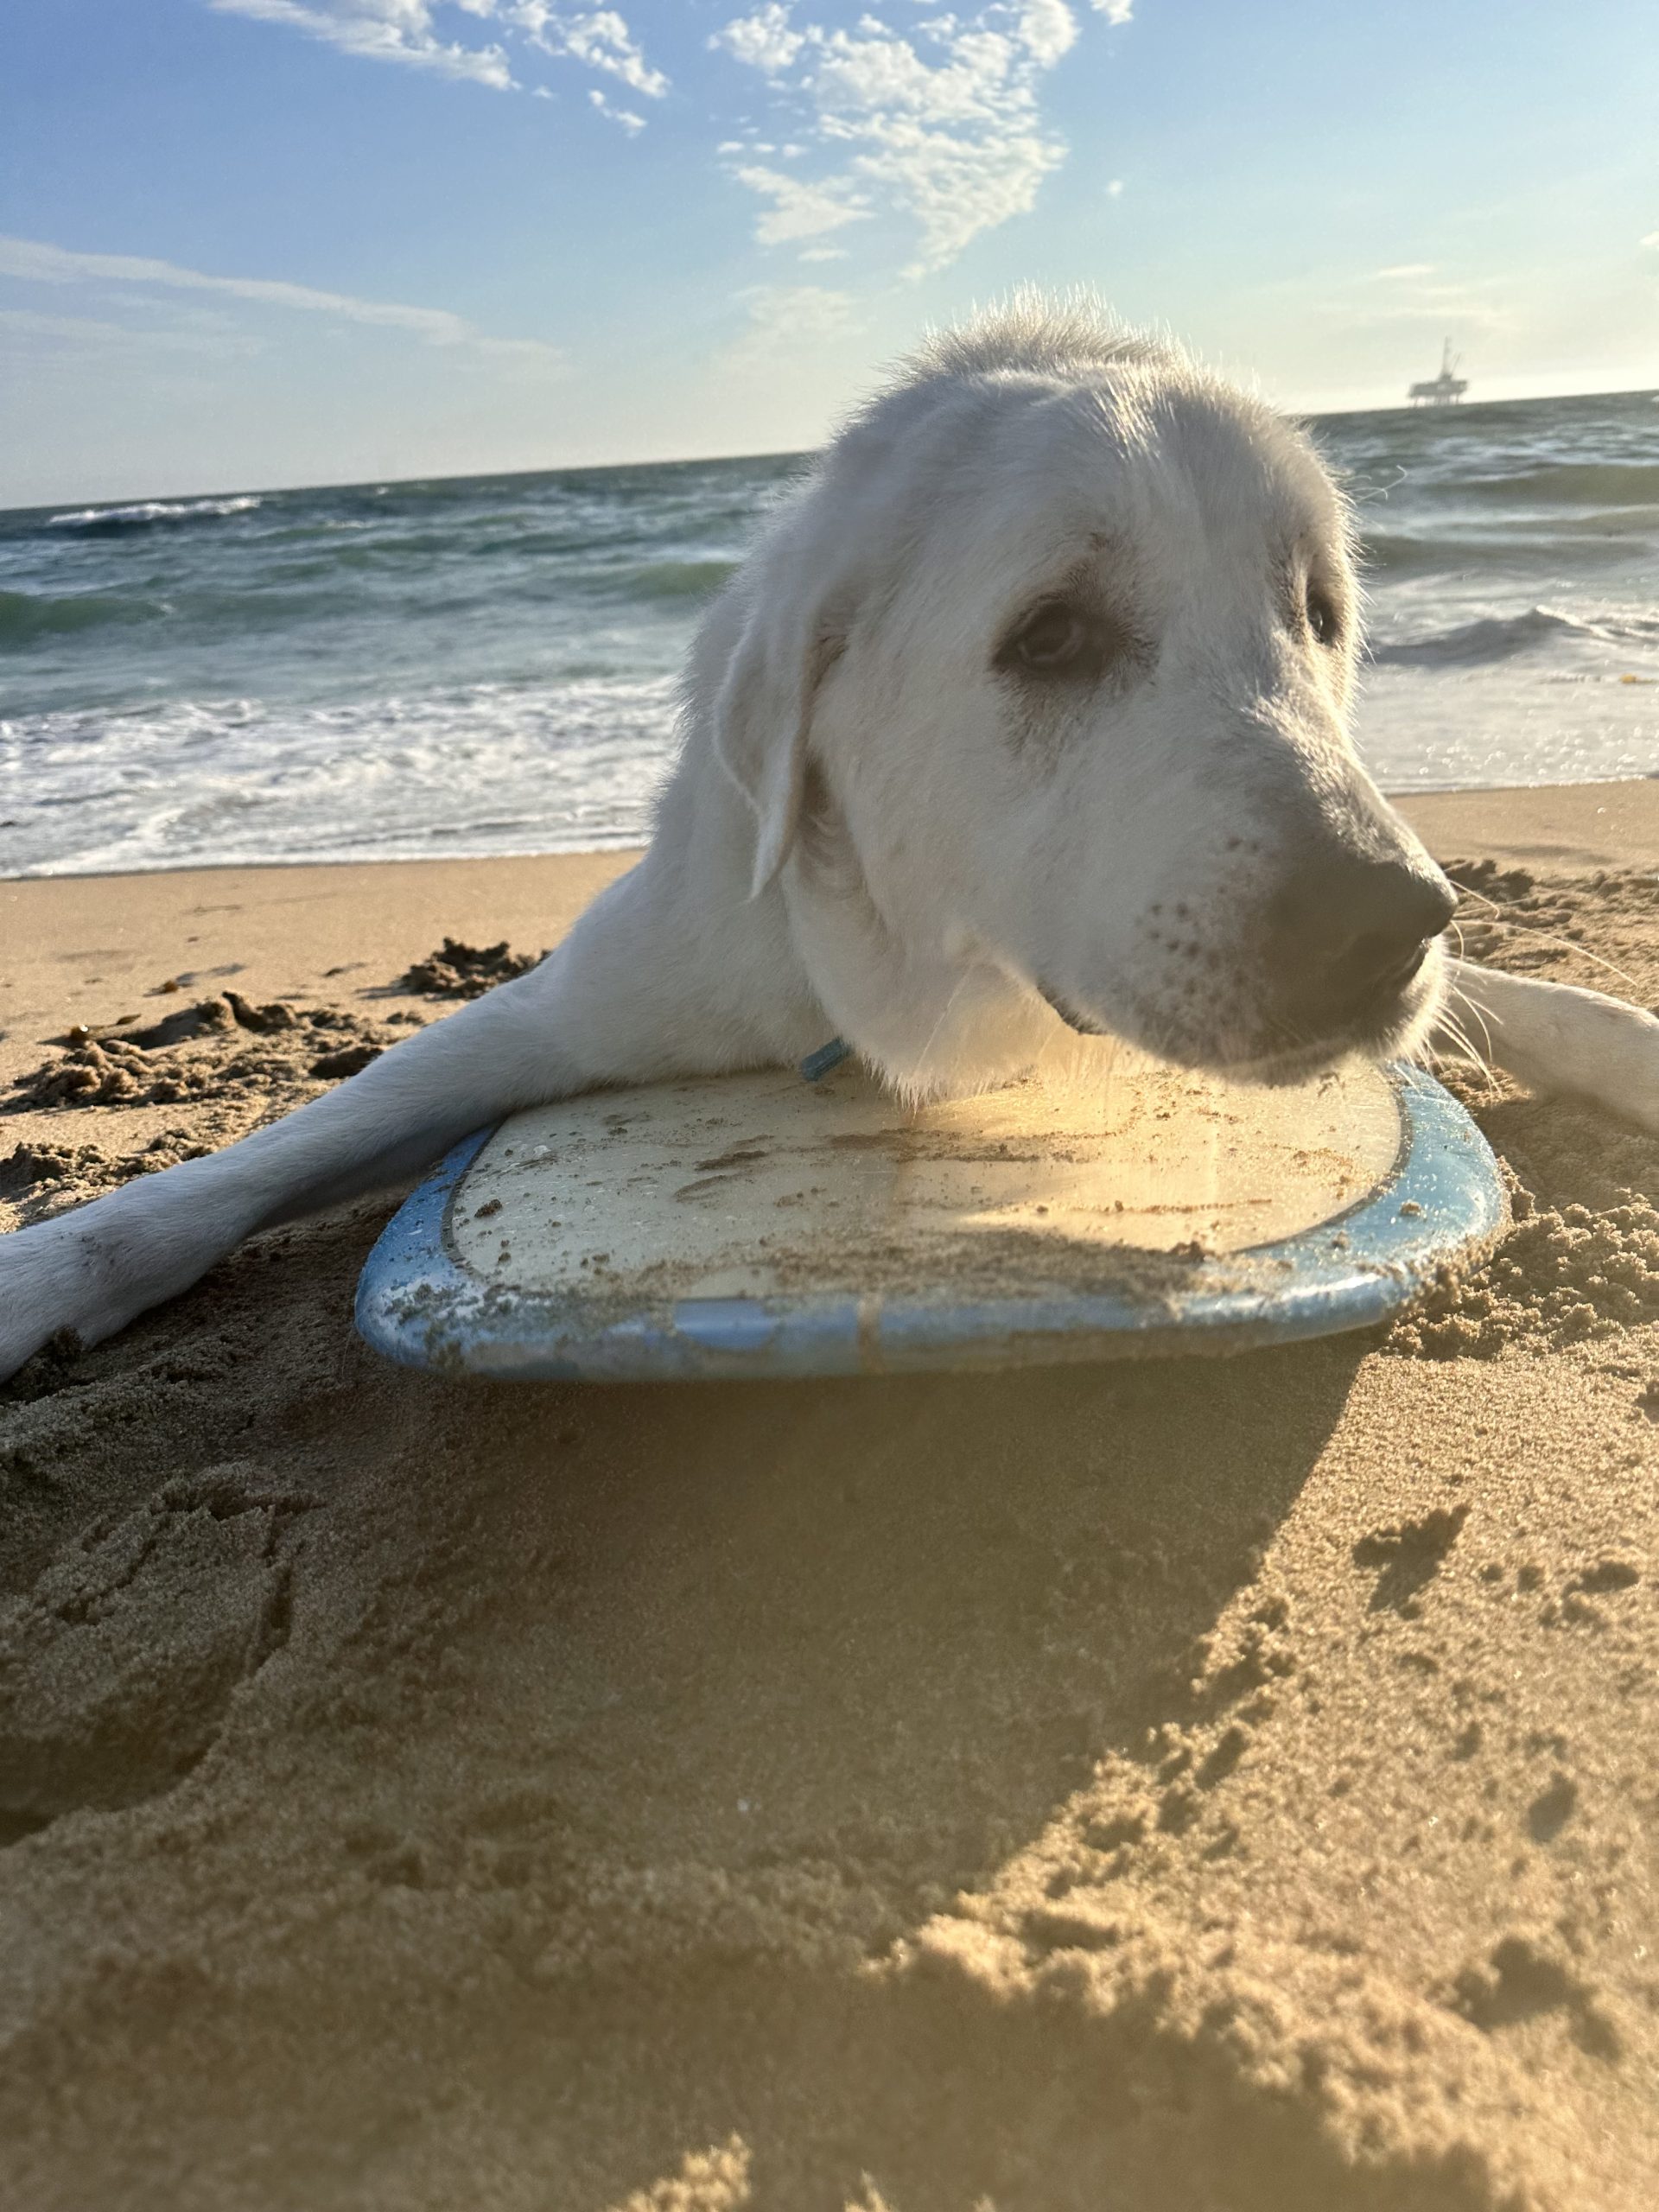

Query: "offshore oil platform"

xmin=1408 ymin=340 xmax=1469 ymax=406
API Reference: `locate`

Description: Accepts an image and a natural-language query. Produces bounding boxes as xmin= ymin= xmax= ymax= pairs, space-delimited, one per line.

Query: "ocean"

xmin=2 ymin=388 xmax=1655 ymax=878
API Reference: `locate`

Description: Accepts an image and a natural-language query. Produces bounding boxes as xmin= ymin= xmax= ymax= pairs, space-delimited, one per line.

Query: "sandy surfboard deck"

xmin=355 ymin=1046 xmax=1505 ymax=1381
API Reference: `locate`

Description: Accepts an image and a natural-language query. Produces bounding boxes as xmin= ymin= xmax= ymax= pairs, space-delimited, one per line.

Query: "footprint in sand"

xmin=0 ymin=1468 xmax=312 ymax=1845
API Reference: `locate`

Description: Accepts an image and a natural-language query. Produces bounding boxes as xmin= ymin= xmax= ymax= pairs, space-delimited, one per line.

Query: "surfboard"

xmin=354 ymin=1044 xmax=1505 ymax=1382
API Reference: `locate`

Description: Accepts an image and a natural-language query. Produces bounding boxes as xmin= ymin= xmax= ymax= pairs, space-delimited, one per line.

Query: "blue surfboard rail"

xmin=354 ymin=1064 xmax=1505 ymax=1382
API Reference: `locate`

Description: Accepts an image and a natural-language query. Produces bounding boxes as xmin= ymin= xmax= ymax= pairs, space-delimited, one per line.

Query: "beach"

xmin=2 ymin=780 xmax=1656 ymax=2210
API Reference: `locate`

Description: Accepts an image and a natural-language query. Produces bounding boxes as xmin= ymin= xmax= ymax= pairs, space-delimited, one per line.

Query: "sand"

xmin=1 ymin=784 xmax=1656 ymax=2211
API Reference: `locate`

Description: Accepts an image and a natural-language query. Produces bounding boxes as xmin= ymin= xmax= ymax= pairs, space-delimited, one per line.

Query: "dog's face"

xmin=712 ymin=342 xmax=1456 ymax=1084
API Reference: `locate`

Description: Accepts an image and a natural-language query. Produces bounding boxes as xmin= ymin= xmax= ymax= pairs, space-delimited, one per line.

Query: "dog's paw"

xmin=0 ymin=1230 xmax=84 ymax=1380
xmin=1532 ymin=986 xmax=1659 ymax=1135
xmin=1447 ymin=962 xmax=1659 ymax=1136
xmin=0 ymin=1217 xmax=101 ymax=1386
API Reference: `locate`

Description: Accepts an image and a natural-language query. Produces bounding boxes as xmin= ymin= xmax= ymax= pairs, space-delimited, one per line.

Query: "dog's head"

xmin=707 ymin=301 xmax=1454 ymax=1090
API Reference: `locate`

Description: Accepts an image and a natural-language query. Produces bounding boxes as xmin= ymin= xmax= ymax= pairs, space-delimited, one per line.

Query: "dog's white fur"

xmin=2 ymin=300 xmax=1654 ymax=1381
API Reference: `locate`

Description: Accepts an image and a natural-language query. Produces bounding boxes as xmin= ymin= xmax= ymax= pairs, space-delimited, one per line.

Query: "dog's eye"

xmin=1001 ymin=600 xmax=1092 ymax=675
xmin=1306 ymin=586 xmax=1342 ymax=647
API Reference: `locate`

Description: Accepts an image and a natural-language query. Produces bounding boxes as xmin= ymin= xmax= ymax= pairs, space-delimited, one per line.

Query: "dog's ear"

xmin=712 ymin=582 xmax=849 ymax=900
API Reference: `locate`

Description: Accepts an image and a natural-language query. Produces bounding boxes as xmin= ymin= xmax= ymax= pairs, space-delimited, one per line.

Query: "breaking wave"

xmin=43 ymin=495 xmax=264 ymax=534
xmin=0 ymin=677 xmax=680 ymax=877
xmin=1370 ymin=605 xmax=1659 ymax=668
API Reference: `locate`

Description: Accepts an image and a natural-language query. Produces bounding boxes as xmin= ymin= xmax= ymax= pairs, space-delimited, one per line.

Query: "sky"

xmin=2 ymin=0 xmax=1656 ymax=505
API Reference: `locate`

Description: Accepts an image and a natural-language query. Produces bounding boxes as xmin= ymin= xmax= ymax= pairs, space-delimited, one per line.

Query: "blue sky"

xmin=3 ymin=1 xmax=1655 ymax=505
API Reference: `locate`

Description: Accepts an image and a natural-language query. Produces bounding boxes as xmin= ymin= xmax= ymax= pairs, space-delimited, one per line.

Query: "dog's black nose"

xmin=1267 ymin=850 xmax=1457 ymax=1033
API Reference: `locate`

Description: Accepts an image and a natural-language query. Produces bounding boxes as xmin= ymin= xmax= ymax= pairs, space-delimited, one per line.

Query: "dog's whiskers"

xmin=1437 ymin=979 xmax=1500 ymax=1089
xmin=1453 ymin=887 xmax=1642 ymax=994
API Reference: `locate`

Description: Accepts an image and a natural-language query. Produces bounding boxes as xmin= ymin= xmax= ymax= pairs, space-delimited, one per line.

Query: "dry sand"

xmin=0 ymin=784 xmax=1656 ymax=2212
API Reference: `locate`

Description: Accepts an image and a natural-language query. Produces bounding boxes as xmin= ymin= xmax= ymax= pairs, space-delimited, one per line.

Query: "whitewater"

xmin=1 ymin=389 xmax=1655 ymax=877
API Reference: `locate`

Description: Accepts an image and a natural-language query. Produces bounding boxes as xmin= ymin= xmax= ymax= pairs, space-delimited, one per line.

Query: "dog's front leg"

xmin=1440 ymin=958 xmax=1659 ymax=1134
xmin=0 ymin=855 xmax=791 ymax=1380
xmin=0 ymin=963 xmax=581 ymax=1380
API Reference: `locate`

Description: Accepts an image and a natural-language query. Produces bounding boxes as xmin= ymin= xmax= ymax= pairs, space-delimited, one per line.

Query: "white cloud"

xmin=207 ymin=2 xmax=516 ymax=88
xmin=588 ymin=85 xmax=645 ymax=134
xmin=1105 ymin=176 xmax=1123 ymax=196
xmin=710 ymin=3 xmax=806 ymax=74
xmin=732 ymin=165 xmax=870 ymax=245
xmin=1641 ymin=231 xmax=1659 ymax=251
xmin=0 ymin=235 xmax=564 ymax=365
xmin=1018 ymin=1 xmax=1078 ymax=70
xmin=206 ymin=4 xmax=1135 ymax=284
xmin=207 ymin=2 xmax=669 ymax=102
xmin=543 ymin=10 xmax=667 ymax=98
xmin=710 ymin=3 xmax=1126 ymax=276
xmin=813 ymin=24 xmax=1019 ymax=126
xmin=1373 ymin=263 xmax=1438 ymax=281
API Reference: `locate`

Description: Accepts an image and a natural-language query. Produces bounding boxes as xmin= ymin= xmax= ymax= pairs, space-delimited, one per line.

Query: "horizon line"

xmin=3 ymin=383 xmax=1656 ymax=521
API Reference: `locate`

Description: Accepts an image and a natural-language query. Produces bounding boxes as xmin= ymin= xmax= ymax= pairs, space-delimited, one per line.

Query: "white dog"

xmin=3 ymin=299 xmax=1655 ymax=1381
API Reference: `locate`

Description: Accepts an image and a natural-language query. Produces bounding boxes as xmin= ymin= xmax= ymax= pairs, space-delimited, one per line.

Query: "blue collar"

xmin=799 ymin=1036 xmax=851 ymax=1082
